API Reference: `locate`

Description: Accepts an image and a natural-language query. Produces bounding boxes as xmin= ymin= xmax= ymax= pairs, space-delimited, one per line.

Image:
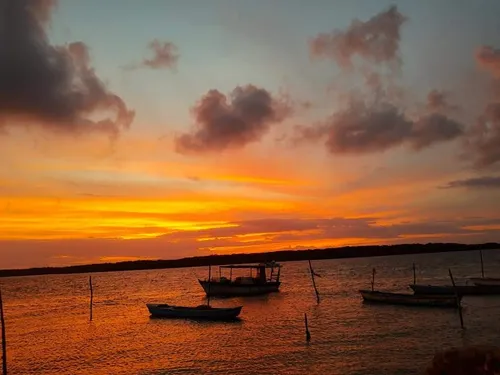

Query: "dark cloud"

xmin=175 ymin=85 xmax=291 ymax=153
xmin=426 ymin=90 xmax=459 ymax=113
xmin=309 ymin=5 xmax=407 ymax=68
xmin=0 ymin=0 xmax=135 ymax=137
xmin=321 ymin=101 xmax=412 ymax=154
xmin=443 ymin=176 xmax=500 ymax=189
xmin=296 ymin=98 xmax=464 ymax=154
xmin=410 ymin=113 xmax=464 ymax=151
xmin=302 ymin=6 xmax=464 ymax=155
xmin=462 ymin=46 xmax=500 ymax=168
xmin=125 ymin=40 xmax=179 ymax=71
xmin=465 ymin=102 xmax=500 ymax=167
xmin=143 ymin=40 xmax=178 ymax=69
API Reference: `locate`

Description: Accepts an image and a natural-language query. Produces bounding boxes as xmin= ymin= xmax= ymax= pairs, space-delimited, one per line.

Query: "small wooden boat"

xmin=410 ymin=283 xmax=500 ymax=296
xmin=146 ymin=304 xmax=242 ymax=320
xmin=359 ymin=290 xmax=460 ymax=308
xmin=469 ymin=277 xmax=500 ymax=287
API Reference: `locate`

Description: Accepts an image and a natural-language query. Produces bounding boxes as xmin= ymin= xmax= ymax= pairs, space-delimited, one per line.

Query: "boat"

xmin=359 ymin=290 xmax=460 ymax=308
xmin=469 ymin=277 xmax=500 ymax=287
xmin=146 ymin=304 xmax=242 ymax=320
xmin=467 ymin=249 xmax=500 ymax=286
xmin=410 ymin=283 xmax=500 ymax=296
xmin=199 ymin=262 xmax=281 ymax=297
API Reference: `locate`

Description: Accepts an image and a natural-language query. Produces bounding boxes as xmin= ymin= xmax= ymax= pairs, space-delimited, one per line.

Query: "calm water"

xmin=2 ymin=250 xmax=500 ymax=375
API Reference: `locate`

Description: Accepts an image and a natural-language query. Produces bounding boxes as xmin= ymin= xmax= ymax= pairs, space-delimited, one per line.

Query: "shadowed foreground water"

xmin=2 ymin=250 xmax=500 ymax=374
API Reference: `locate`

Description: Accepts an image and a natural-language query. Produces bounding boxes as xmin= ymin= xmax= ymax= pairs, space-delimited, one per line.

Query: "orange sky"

xmin=1 ymin=1 xmax=500 ymax=269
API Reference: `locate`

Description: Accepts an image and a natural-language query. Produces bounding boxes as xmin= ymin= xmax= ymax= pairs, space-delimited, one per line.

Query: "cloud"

xmin=476 ymin=46 xmax=500 ymax=78
xmin=426 ymin=90 xmax=459 ymax=113
xmin=175 ymin=85 xmax=291 ymax=153
xmin=464 ymin=45 xmax=500 ymax=168
xmin=443 ymin=176 xmax=500 ymax=189
xmin=301 ymin=6 xmax=465 ymax=155
xmin=309 ymin=5 xmax=407 ymax=69
xmin=125 ymin=39 xmax=179 ymax=70
xmin=410 ymin=113 xmax=464 ymax=151
xmin=0 ymin=0 xmax=135 ymax=137
xmin=295 ymin=96 xmax=464 ymax=154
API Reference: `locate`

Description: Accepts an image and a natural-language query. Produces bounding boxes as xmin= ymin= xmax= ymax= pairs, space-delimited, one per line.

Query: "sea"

xmin=1 ymin=249 xmax=500 ymax=375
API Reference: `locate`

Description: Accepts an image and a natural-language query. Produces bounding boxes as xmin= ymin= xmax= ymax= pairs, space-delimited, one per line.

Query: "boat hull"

xmin=199 ymin=280 xmax=280 ymax=297
xmin=146 ymin=304 xmax=242 ymax=320
xmin=410 ymin=283 xmax=500 ymax=296
xmin=359 ymin=290 xmax=460 ymax=308
xmin=469 ymin=277 xmax=500 ymax=286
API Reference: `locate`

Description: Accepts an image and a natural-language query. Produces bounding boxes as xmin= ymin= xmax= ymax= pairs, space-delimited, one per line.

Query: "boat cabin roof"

xmin=219 ymin=263 xmax=281 ymax=269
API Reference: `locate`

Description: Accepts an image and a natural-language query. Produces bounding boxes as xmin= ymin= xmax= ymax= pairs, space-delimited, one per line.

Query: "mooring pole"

xmin=0 ymin=289 xmax=7 ymax=375
xmin=448 ymin=269 xmax=464 ymax=329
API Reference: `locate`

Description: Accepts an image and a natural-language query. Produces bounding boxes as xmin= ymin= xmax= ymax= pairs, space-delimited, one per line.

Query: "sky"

xmin=1 ymin=0 xmax=500 ymax=269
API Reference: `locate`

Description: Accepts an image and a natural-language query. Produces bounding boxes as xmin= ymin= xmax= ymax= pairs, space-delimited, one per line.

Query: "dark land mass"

xmin=1 ymin=242 xmax=499 ymax=278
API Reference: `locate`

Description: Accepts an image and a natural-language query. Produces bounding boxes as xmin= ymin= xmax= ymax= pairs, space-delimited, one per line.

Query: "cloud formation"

xmin=476 ymin=46 xmax=500 ymax=78
xmin=461 ymin=45 xmax=500 ymax=168
xmin=426 ymin=90 xmax=459 ymax=113
xmin=125 ymin=40 xmax=179 ymax=70
xmin=299 ymin=6 xmax=465 ymax=155
xmin=143 ymin=40 xmax=179 ymax=69
xmin=0 ymin=0 xmax=135 ymax=137
xmin=443 ymin=176 xmax=500 ymax=189
xmin=175 ymin=85 xmax=291 ymax=153
xmin=309 ymin=5 xmax=407 ymax=68
xmin=296 ymin=93 xmax=464 ymax=154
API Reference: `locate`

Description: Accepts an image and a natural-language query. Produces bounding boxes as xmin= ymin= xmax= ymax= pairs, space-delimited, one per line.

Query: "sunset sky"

xmin=1 ymin=0 xmax=500 ymax=269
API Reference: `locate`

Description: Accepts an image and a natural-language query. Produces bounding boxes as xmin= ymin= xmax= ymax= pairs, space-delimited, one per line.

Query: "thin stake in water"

xmin=308 ymin=260 xmax=320 ymax=304
xmin=304 ymin=313 xmax=311 ymax=342
xmin=0 ymin=289 xmax=7 ymax=375
xmin=89 ymin=276 xmax=93 ymax=322
xmin=413 ymin=263 xmax=416 ymax=285
xmin=448 ymin=269 xmax=465 ymax=329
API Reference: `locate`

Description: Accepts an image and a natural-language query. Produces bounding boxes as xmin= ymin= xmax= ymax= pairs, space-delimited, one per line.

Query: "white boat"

xmin=146 ymin=304 xmax=242 ymax=320
xmin=199 ymin=262 xmax=281 ymax=297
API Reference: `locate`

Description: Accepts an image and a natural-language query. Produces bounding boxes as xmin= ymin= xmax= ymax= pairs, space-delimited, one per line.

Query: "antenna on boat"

xmin=480 ymin=250 xmax=485 ymax=278
xmin=412 ymin=263 xmax=416 ymax=285
xmin=371 ymin=268 xmax=376 ymax=291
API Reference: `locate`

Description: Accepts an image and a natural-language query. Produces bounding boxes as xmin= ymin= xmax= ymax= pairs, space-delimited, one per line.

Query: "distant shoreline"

xmin=1 ymin=242 xmax=498 ymax=278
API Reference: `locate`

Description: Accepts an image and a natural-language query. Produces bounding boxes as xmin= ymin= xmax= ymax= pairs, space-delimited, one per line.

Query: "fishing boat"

xmin=359 ymin=290 xmax=460 ymax=308
xmin=146 ymin=304 xmax=242 ymax=320
xmin=199 ymin=262 xmax=281 ymax=297
xmin=467 ymin=249 xmax=500 ymax=286
xmin=469 ymin=277 xmax=500 ymax=287
xmin=410 ymin=283 xmax=500 ymax=296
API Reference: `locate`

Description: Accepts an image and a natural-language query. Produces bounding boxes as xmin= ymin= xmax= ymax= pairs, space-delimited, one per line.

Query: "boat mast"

xmin=480 ymin=250 xmax=485 ymax=278
xmin=207 ymin=265 xmax=212 ymax=306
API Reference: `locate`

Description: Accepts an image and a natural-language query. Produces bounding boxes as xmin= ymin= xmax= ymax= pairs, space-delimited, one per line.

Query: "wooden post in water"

xmin=413 ymin=263 xmax=416 ymax=285
xmin=308 ymin=260 xmax=320 ymax=304
xmin=207 ymin=265 xmax=212 ymax=307
xmin=89 ymin=276 xmax=93 ymax=322
xmin=0 ymin=289 xmax=7 ymax=375
xmin=304 ymin=313 xmax=311 ymax=342
xmin=480 ymin=250 xmax=485 ymax=278
xmin=371 ymin=268 xmax=376 ymax=291
xmin=448 ymin=269 xmax=464 ymax=329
